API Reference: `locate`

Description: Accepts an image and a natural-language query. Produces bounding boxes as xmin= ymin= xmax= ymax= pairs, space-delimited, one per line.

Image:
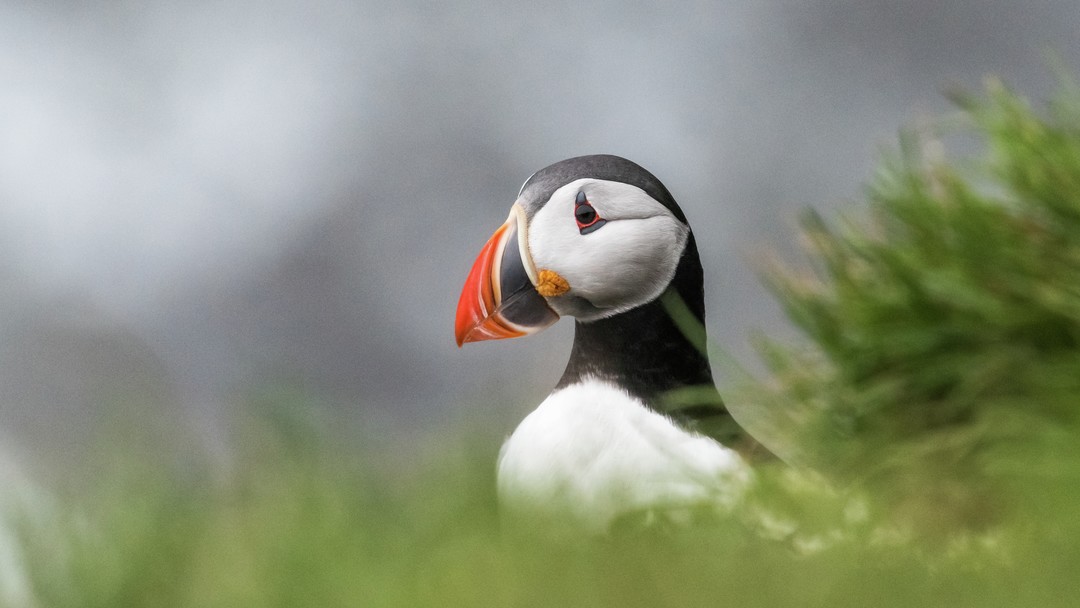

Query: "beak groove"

xmin=454 ymin=205 xmax=559 ymax=346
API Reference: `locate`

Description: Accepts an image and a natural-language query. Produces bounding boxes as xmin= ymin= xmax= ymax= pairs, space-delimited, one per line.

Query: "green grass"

xmin=751 ymin=74 xmax=1080 ymax=535
xmin=9 ymin=414 xmax=1080 ymax=608
xmin=7 ymin=75 xmax=1080 ymax=606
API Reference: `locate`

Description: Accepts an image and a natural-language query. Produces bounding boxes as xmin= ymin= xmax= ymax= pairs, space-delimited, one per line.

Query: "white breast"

xmin=496 ymin=377 xmax=751 ymax=532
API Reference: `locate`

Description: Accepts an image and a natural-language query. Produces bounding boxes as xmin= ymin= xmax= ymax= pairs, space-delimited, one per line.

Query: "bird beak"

xmin=455 ymin=204 xmax=560 ymax=346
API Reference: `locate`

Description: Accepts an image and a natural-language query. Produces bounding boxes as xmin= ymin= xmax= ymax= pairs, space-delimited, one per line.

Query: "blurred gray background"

xmin=2 ymin=0 xmax=1079 ymax=472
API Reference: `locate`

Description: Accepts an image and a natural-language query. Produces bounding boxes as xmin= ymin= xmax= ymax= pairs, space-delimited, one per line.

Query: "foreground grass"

xmin=7 ymin=414 xmax=1080 ymax=608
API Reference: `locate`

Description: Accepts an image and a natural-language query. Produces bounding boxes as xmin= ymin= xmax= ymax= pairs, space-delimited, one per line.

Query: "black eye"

xmin=574 ymin=192 xmax=607 ymax=235
xmin=575 ymin=203 xmax=597 ymax=225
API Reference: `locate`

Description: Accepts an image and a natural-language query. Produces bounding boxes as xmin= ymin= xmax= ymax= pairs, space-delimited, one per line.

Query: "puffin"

xmin=455 ymin=155 xmax=769 ymax=532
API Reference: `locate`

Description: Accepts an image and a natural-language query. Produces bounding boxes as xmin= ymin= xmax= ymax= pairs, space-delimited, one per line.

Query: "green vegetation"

xmin=7 ymin=76 xmax=1080 ymax=606
xmin=753 ymin=74 xmax=1080 ymax=537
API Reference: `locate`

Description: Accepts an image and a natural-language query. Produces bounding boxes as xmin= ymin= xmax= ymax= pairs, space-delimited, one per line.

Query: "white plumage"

xmin=497 ymin=377 xmax=751 ymax=532
xmin=528 ymin=178 xmax=689 ymax=320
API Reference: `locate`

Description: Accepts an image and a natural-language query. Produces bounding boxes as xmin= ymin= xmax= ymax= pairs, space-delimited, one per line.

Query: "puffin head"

xmin=455 ymin=155 xmax=692 ymax=346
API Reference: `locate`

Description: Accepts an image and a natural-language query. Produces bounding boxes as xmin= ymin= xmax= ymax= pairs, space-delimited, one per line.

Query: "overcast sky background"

xmin=2 ymin=0 xmax=1079 ymax=472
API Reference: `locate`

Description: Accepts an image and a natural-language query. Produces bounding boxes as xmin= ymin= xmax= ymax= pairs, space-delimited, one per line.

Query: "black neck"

xmin=555 ymin=232 xmax=717 ymax=409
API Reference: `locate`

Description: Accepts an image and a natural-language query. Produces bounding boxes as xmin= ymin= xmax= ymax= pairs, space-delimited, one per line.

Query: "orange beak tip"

xmin=454 ymin=209 xmax=560 ymax=346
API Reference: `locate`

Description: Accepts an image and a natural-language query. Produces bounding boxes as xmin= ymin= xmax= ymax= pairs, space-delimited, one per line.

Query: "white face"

xmin=524 ymin=178 xmax=689 ymax=322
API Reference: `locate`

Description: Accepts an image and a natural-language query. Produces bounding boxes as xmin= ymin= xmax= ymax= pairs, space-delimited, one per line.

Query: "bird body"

xmin=455 ymin=155 xmax=768 ymax=531
xmin=497 ymin=377 xmax=750 ymax=532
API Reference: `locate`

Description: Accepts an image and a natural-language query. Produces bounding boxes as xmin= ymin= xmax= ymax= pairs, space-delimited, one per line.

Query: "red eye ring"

xmin=574 ymin=191 xmax=607 ymax=235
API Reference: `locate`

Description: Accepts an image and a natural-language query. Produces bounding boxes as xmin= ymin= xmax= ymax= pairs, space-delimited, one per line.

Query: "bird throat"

xmin=555 ymin=233 xmax=718 ymax=412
